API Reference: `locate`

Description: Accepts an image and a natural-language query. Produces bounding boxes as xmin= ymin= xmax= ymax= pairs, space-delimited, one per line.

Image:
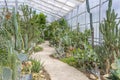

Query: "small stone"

xmin=40 ymin=74 xmax=45 ymax=78
xmin=40 ymin=70 xmax=43 ymax=74
xmin=111 ymin=63 xmax=117 ymax=69
xmin=103 ymin=74 xmax=110 ymax=80
xmin=21 ymin=50 xmax=25 ymax=53
xmin=90 ymin=74 xmax=97 ymax=80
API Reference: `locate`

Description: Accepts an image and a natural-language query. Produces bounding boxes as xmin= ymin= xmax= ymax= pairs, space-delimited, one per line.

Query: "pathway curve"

xmin=30 ymin=41 xmax=89 ymax=80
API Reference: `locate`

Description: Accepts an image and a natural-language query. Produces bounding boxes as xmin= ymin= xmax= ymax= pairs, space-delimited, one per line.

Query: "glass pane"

xmin=66 ymin=1 xmax=75 ymax=7
xmin=56 ymin=0 xmax=67 ymax=3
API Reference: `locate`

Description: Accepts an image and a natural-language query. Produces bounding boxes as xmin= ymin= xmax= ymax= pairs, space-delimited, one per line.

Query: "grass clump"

xmin=60 ymin=57 xmax=77 ymax=67
xmin=0 ymin=49 xmax=8 ymax=66
xmin=31 ymin=60 xmax=43 ymax=73
xmin=34 ymin=46 xmax=43 ymax=52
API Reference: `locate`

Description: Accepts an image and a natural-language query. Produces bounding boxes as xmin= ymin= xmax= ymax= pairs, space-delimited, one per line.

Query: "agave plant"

xmin=108 ymin=56 xmax=120 ymax=80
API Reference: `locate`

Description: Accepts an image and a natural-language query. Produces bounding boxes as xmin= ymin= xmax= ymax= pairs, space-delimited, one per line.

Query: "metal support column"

xmin=99 ymin=0 xmax=102 ymax=44
xmin=71 ymin=10 xmax=73 ymax=30
xmin=76 ymin=6 xmax=79 ymax=25
xmin=15 ymin=0 xmax=18 ymax=13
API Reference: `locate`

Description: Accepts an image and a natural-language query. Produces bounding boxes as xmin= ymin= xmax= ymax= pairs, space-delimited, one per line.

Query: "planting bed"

xmin=20 ymin=69 xmax=50 ymax=80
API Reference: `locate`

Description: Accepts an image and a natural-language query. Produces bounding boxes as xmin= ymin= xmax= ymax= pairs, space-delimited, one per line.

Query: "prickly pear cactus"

xmin=2 ymin=67 xmax=12 ymax=80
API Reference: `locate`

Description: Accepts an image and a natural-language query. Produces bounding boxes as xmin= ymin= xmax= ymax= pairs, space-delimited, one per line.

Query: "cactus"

xmin=86 ymin=0 xmax=94 ymax=48
xmin=100 ymin=0 xmax=120 ymax=74
xmin=10 ymin=53 xmax=17 ymax=80
xmin=12 ymin=7 xmax=19 ymax=50
xmin=17 ymin=53 xmax=28 ymax=62
xmin=2 ymin=67 xmax=12 ymax=80
xmin=100 ymin=0 xmax=120 ymax=56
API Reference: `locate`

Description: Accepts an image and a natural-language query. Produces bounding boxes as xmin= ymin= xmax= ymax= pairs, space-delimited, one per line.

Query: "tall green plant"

xmin=86 ymin=0 xmax=94 ymax=48
xmin=100 ymin=0 xmax=120 ymax=73
xmin=18 ymin=5 xmax=41 ymax=51
xmin=37 ymin=13 xmax=46 ymax=26
xmin=0 ymin=7 xmax=28 ymax=80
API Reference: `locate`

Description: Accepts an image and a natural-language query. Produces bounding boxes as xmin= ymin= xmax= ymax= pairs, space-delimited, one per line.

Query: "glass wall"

xmin=64 ymin=0 xmax=120 ymax=45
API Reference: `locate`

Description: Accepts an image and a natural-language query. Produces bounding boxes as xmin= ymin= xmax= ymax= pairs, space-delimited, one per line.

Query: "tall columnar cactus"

xmin=10 ymin=53 xmax=17 ymax=80
xmin=86 ymin=0 xmax=94 ymax=48
xmin=100 ymin=0 xmax=120 ymax=73
xmin=100 ymin=0 xmax=120 ymax=56
xmin=13 ymin=7 xmax=22 ymax=50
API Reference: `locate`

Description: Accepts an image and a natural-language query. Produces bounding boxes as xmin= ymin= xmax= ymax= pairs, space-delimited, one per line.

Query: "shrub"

xmin=34 ymin=46 xmax=43 ymax=52
xmin=0 ymin=49 xmax=8 ymax=66
xmin=31 ymin=60 xmax=43 ymax=73
xmin=37 ymin=38 xmax=44 ymax=44
xmin=60 ymin=57 xmax=77 ymax=67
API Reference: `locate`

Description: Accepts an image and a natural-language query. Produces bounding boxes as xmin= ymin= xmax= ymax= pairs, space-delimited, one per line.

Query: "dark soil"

xmin=42 ymin=68 xmax=51 ymax=80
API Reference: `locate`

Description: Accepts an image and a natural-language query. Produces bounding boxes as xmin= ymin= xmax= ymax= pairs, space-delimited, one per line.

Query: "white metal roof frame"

xmin=0 ymin=0 xmax=85 ymax=19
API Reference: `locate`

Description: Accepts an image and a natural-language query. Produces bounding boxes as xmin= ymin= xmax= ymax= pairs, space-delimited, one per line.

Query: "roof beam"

xmin=26 ymin=2 xmax=63 ymax=17
xmin=29 ymin=0 xmax=66 ymax=14
xmin=0 ymin=1 xmax=25 ymax=3
xmin=28 ymin=5 xmax=61 ymax=18
xmin=55 ymin=0 xmax=74 ymax=8
xmin=35 ymin=0 xmax=69 ymax=12
xmin=26 ymin=4 xmax=62 ymax=17
xmin=0 ymin=4 xmax=61 ymax=18
xmin=0 ymin=5 xmax=14 ymax=7
xmin=38 ymin=7 xmax=63 ymax=17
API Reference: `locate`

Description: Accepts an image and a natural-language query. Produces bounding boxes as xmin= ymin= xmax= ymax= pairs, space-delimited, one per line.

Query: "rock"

xmin=90 ymin=74 xmax=97 ymax=80
xmin=40 ymin=74 xmax=45 ymax=78
xmin=40 ymin=70 xmax=43 ymax=74
xmin=103 ymin=74 xmax=110 ymax=80
xmin=21 ymin=50 xmax=25 ymax=53
xmin=27 ymin=61 xmax=32 ymax=65
xmin=20 ymin=74 xmax=32 ymax=80
xmin=111 ymin=63 xmax=117 ymax=69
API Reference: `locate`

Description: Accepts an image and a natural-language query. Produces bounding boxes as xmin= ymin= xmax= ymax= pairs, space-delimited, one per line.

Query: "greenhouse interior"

xmin=0 ymin=0 xmax=120 ymax=80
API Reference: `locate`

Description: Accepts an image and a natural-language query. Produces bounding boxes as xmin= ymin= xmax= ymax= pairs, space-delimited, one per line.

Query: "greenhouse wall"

xmin=64 ymin=0 xmax=120 ymax=45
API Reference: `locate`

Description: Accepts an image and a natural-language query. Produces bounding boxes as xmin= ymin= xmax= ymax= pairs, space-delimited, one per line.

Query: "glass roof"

xmin=0 ymin=0 xmax=85 ymax=20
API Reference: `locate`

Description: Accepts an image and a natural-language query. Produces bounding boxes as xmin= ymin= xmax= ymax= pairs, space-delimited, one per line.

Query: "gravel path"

xmin=31 ymin=41 xmax=90 ymax=80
